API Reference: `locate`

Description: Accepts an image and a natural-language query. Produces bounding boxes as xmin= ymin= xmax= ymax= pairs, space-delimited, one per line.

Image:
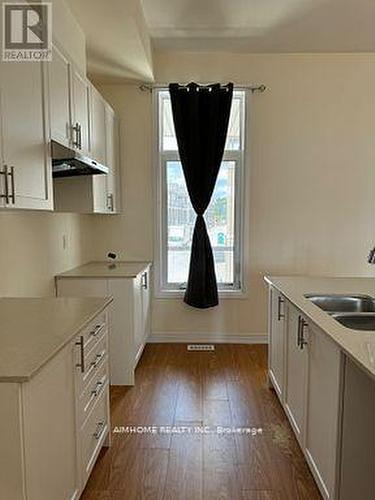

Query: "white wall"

xmin=0 ymin=213 xmax=93 ymax=296
xmin=90 ymin=52 xmax=375 ymax=339
xmin=50 ymin=0 xmax=86 ymax=72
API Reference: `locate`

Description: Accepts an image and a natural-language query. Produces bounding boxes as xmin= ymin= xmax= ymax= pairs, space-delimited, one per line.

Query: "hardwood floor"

xmin=82 ymin=344 xmax=321 ymax=500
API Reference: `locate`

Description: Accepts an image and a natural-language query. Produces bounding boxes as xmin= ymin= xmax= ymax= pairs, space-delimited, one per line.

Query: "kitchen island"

xmin=265 ymin=276 xmax=375 ymax=500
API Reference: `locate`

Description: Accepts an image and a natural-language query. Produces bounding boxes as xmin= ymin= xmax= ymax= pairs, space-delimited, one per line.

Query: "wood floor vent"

xmin=187 ymin=344 xmax=215 ymax=351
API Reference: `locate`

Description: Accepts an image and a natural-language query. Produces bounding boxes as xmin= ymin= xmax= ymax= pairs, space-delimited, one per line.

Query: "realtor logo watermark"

xmin=3 ymin=3 xmax=52 ymax=61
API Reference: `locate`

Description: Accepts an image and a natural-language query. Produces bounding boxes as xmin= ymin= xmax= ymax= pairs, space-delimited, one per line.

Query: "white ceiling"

xmin=141 ymin=0 xmax=375 ymax=52
xmin=65 ymin=0 xmax=154 ymax=82
xmin=65 ymin=0 xmax=375 ymax=83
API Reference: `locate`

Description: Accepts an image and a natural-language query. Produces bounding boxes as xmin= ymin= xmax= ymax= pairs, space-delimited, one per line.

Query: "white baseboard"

xmin=147 ymin=331 xmax=268 ymax=344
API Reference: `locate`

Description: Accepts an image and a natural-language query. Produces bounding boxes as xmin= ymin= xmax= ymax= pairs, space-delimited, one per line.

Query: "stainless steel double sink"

xmin=305 ymin=294 xmax=375 ymax=331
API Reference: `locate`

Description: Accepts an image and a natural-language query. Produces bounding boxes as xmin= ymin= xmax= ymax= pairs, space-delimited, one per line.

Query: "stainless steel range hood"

xmin=51 ymin=140 xmax=109 ymax=178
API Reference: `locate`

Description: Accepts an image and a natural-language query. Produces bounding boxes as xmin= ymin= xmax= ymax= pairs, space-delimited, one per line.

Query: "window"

xmin=155 ymin=89 xmax=247 ymax=295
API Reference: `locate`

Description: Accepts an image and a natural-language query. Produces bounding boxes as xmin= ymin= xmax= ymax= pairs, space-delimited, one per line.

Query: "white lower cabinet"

xmin=339 ymin=357 xmax=375 ymax=500
xmin=19 ymin=342 xmax=78 ymax=500
xmin=284 ymin=303 xmax=308 ymax=445
xmin=0 ymin=307 xmax=111 ymax=500
xmin=56 ymin=265 xmax=151 ymax=385
xmin=268 ymin=286 xmax=343 ymax=500
xmin=305 ymin=322 xmax=341 ymax=499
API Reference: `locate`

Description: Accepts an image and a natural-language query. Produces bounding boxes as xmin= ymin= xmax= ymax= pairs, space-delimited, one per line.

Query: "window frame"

xmin=153 ymin=87 xmax=249 ymax=299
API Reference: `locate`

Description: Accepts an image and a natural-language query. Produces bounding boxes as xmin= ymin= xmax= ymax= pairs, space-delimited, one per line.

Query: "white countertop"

xmin=57 ymin=261 xmax=151 ymax=279
xmin=0 ymin=296 xmax=112 ymax=382
xmin=265 ymin=276 xmax=375 ymax=380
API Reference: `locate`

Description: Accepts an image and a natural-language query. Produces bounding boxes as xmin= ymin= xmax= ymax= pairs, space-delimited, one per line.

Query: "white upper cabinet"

xmin=0 ymin=61 xmax=53 ymax=210
xmin=92 ymin=102 xmax=121 ymax=214
xmin=0 ymin=44 xmax=119 ymax=213
xmin=92 ymin=175 xmax=108 ymax=213
xmin=71 ymin=68 xmax=91 ymax=155
xmin=105 ymin=104 xmax=121 ymax=213
xmin=90 ymin=86 xmax=106 ymax=165
xmin=49 ymin=45 xmax=72 ymax=149
xmin=49 ymin=43 xmax=91 ymax=156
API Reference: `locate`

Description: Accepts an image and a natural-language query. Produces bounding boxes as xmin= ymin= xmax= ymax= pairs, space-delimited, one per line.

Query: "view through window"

xmin=157 ymin=89 xmax=246 ymax=291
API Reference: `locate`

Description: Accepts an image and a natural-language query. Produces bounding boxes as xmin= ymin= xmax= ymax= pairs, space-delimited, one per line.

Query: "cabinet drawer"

xmin=78 ymin=358 xmax=109 ymax=426
xmin=80 ymin=388 xmax=109 ymax=482
xmin=75 ymin=331 xmax=107 ymax=394
xmin=82 ymin=311 xmax=107 ymax=352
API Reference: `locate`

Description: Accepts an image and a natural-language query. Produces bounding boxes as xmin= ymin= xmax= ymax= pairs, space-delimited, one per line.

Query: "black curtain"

xmin=169 ymin=82 xmax=233 ymax=309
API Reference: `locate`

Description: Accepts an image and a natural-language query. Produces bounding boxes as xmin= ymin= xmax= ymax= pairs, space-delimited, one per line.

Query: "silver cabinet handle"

xmin=78 ymin=123 xmax=82 ymax=149
xmin=107 ymin=193 xmax=114 ymax=212
xmin=277 ymin=296 xmax=285 ymax=321
xmin=72 ymin=122 xmax=80 ymax=148
xmin=93 ymin=421 xmax=105 ymax=440
xmin=299 ymin=317 xmax=308 ymax=350
xmin=9 ymin=166 xmax=15 ymax=204
xmin=141 ymin=272 xmax=148 ymax=290
xmin=0 ymin=165 xmax=9 ymax=204
xmin=75 ymin=335 xmax=85 ymax=373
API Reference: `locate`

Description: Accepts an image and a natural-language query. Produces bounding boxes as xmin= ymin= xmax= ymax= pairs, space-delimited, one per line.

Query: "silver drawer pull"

xmin=90 ymin=323 xmax=104 ymax=337
xmin=84 ymin=378 xmax=106 ymax=412
xmin=93 ymin=421 xmax=105 ymax=440
xmin=91 ymin=352 xmax=104 ymax=369
xmin=91 ymin=380 xmax=104 ymax=397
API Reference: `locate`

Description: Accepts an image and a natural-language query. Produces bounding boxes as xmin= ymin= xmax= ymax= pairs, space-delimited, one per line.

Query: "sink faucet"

xmin=368 ymin=247 xmax=375 ymax=264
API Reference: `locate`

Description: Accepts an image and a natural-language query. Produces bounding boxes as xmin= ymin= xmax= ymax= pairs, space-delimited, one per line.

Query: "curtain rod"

xmin=139 ymin=83 xmax=267 ymax=94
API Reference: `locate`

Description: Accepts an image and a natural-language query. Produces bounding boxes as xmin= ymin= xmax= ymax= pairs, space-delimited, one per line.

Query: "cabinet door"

xmin=49 ymin=44 xmax=72 ymax=148
xmin=141 ymin=268 xmax=151 ymax=341
xmin=92 ymin=105 xmax=120 ymax=214
xmin=133 ymin=273 xmax=144 ymax=362
xmin=0 ymin=61 xmax=53 ymax=210
xmin=285 ymin=303 xmax=308 ymax=444
xmin=340 ymin=358 xmax=375 ymax=500
xmin=92 ymin=174 xmax=108 ymax=213
xmin=22 ymin=343 xmax=78 ymax=500
xmin=108 ymin=279 xmax=135 ymax=385
xmin=105 ymin=104 xmax=120 ymax=213
xmin=305 ymin=323 xmax=341 ymax=499
xmin=0 ymin=82 xmax=4 ymax=208
xmin=72 ymin=69 xmax=90 ymax=155
xmin=269 ymin=288 xmax=286 ymax=400
xmin=90 ymin=86 xmax=106 ymax=165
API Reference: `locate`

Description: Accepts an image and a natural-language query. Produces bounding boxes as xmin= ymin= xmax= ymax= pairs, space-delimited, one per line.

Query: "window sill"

xmin=155 ymin=289 xmax=248 ymax=300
